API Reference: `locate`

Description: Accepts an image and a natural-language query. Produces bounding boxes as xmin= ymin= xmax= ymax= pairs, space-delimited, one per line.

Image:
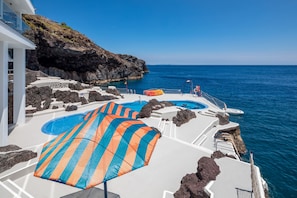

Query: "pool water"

xmin=122 ymin=101 xmax=148 ymax=112
xmin=168 ymin=100 xmax=207 ymax=110
xmin=122 ymin=100 xmax=207 ymax=112
xmin=42 ymin=100 xmax=207 ymax=135
xmin=41 ymin=113 xmax=85 ymax=135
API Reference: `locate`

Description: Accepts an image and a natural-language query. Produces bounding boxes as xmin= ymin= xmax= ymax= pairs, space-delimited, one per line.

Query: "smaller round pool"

xmin=41 ymin=113 xmax=85 ymax=135
xmin=168 ymin=100 xmax=207 ymax=110
xmin=122 ymin=100 xmax=207 ymax=112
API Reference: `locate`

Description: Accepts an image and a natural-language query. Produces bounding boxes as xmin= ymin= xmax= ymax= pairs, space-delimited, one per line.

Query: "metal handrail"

xmin=200 ymin=90 xmax=227 ymax=110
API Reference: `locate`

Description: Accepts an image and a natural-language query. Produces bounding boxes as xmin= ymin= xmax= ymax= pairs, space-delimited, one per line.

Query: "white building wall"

xmin=13 ymin=48 xmax=26 ymax=125
xmin=0 ymin=41 xmax=8 ymax=146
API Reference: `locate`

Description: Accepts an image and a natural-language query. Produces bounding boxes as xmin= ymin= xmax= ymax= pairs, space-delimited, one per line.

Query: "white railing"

xmin=1 ymin=1 xmax=30 ymax=33
xmin=201 ymin=90 xmax=227 ymax=110
xmin=162 ymin=89 xmax=182 ymax=94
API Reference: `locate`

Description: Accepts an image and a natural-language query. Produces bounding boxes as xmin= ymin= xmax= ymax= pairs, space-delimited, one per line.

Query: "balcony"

xmin=0 ymin=0 xmax=32 ymax=33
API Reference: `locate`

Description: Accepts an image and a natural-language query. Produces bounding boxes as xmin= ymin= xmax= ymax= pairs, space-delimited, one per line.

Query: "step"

xmin=151 ymin=111 xmax=162 ymax=118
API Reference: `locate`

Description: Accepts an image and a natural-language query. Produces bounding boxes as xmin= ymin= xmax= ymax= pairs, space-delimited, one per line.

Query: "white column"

xmin=13 ymin=48 xmax=26 ymax=125
xmin=0 ymin=41 xmax=8 ymax=146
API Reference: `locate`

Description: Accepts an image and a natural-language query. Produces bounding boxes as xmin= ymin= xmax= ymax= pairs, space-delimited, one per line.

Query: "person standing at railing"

xmin=194 ymin=85 xmax=201 ymax=96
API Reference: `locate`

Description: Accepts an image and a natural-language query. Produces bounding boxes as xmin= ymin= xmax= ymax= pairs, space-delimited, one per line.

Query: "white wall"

xmin=0 ymin=41 xmax=8 ymax=146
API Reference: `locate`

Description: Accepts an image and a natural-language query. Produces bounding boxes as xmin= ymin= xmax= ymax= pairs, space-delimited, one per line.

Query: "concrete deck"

xmin=4 ymin=93 xmax=257 ymax=198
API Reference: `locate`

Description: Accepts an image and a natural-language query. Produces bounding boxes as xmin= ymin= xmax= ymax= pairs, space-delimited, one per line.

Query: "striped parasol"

xmin=34 ymin=111 xmax=160 ymax=196
xmin=84 ymin=102 xmax=139 ymax=120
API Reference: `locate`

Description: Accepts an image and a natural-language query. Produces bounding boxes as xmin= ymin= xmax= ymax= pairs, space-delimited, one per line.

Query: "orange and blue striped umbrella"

xmin=34 ymin=112 xmax=160 ymax=190
xmin=84 ymin=102 xmax=139 ymax=120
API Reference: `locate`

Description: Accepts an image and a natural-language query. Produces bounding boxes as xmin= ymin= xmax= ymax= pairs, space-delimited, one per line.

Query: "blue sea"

xmin=112 ymin=65 xmax=297 ymax=198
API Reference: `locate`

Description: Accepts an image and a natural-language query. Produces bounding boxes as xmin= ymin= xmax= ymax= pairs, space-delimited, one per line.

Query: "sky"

xmin=32 ymin=0 xmax=297 ymax=65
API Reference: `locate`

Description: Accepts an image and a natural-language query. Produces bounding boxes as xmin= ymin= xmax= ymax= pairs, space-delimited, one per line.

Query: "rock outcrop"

xmin=0 ymin=145 xmax=37 ymax=174
xmin=22 ymin=14 xmax=148 ymax=84
xmin=26 ymin=86 xmax=52 ymax=111
xmin=0 ymin=145 xmax=21 ymax=152
xmin=214 ymin=127 xmax=247 ymax=155
xmin=138 ymin=99 xmax=174 ymax=118
xmin=173 ymin=109 xmax=197 ymax=127
xmin=174 ymin=156 xmax=221 ymax=198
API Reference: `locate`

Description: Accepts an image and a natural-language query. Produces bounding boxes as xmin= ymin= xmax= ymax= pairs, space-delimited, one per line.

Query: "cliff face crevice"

xmin=23 ymin=14 xmax=147 ymax=84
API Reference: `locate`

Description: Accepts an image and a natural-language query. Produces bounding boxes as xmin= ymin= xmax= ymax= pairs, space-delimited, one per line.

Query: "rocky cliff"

xmin=22 ymin=14 xmax=148 ymax=84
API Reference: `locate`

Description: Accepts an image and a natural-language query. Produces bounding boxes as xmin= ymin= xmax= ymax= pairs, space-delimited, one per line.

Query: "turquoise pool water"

xmin=122 ymin=100 xmax=207 ymax=112
xmin=41 ymin=113 xmax=85 ymax=135
xmin=122 ymin=101 xmax=148 ymax=112
xmin=42 ymin=100 xmax=207 ymax=135
xmin=168 ymin=100 xmax=207 ymax=110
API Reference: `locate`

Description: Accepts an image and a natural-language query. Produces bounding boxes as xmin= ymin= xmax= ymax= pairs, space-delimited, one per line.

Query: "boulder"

xmin=106 ymin=87 xmax=121 ymax=96
xmin=138 ymin=99 xmax=173 ymax=118
xmin=0 ymin=150 xmax=37 ymax=173
xmin=65 ymin=105 xmax=78 ymax=111
xmin=174 ymin=173 xmax=209 ymax=198
xmin=69 ymin=82 xmax=87 ymax=91
xmin=88 ymin=91 xmax=117 ymax=102
xmin=0 ymin=145 xmax=21 ymax=152
xmin=211 ymin=150 xmax=236 ymax=160
xmin=52 ymin=105 xmax=59 ymax=109
xmin=216 ymin=113 xmax=230 ymax=125
xmin=26 ymin=86 xmax=52 ymax=109
xmin=54 ymin=90 xmax=80 ymax=103
xmin=197 ymin=157 xmax=220 ymax=181
xmin=215 ymin=127 xmax=247 ymax=155
xmin=173 ymin=109 xmax=197 ymax=127
xmin=174 ymin=156 xmax=220 ymax=198
xmin=42 ymin=98 xmax=52 ymax=110
xmin=80 ymin=97 xmax=88 ymax=105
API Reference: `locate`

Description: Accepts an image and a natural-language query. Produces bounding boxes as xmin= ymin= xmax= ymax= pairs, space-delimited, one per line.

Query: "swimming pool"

xmin=41 ymin=113 xmax=85 ymax=135
xmin=122 ymin=100 xmax=207 ymax=112
xmin=122 ymin=101 xmax=148 ymax=112
xmin=168 ymin=100 xmax=207 ymax=110
xmin=42 ymin=100 xmax=207 ymax=135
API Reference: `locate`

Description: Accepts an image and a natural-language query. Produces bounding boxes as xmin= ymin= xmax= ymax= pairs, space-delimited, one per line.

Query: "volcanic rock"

xmin=68 ymin=82 xmax=85 ymax=91
xmin=197 ymin=157 xmax=220 ymax=181
xmin=26 ymin=86 xmax=52 ymax=110
xmin=65 ymin=105 xmax=78 ymax=111
xmin=0 ymin=150 xmax=37 ymax=173
xmin=0 ymin=145 xmax=21 ymax=152
xmin=214 ymin=127 xmax=247 ymax=155
xmin=88 ymin=91 xmax=117 ymax=102
xmin=23 ymin=14 xmax=148 ymax=84
xmin=216 ymin=113 xmax=230 ymax=125
xmin=106 ymin=87 xmax=121 ymax=96
xmin=211 ymin=150 xmax=236 ymax=160
xmin=80 ymin=97 xmax=88 ymax=105
xmin=54 ymin=90 xmax=80 ymax=103
xmin=42 ymin=98 xmax=52 ymax=110
xmin=174 ymin=156 xmax=220 ymax=198
xmin=173 ymin=109 xmax=197 ymax=127
xmin=174 ymin=173 xmax=208 ymax=198
xmin=138 ymin=99 xmax=174 ymax=118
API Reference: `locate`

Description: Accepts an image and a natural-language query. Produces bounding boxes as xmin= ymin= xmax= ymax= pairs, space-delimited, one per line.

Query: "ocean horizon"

xmin=110 ymin=65 xmax=297 ymax=198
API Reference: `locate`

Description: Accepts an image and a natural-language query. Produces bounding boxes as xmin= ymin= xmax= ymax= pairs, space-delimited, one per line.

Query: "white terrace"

xmin=1 ymin=93 xmax=266 ymax=198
